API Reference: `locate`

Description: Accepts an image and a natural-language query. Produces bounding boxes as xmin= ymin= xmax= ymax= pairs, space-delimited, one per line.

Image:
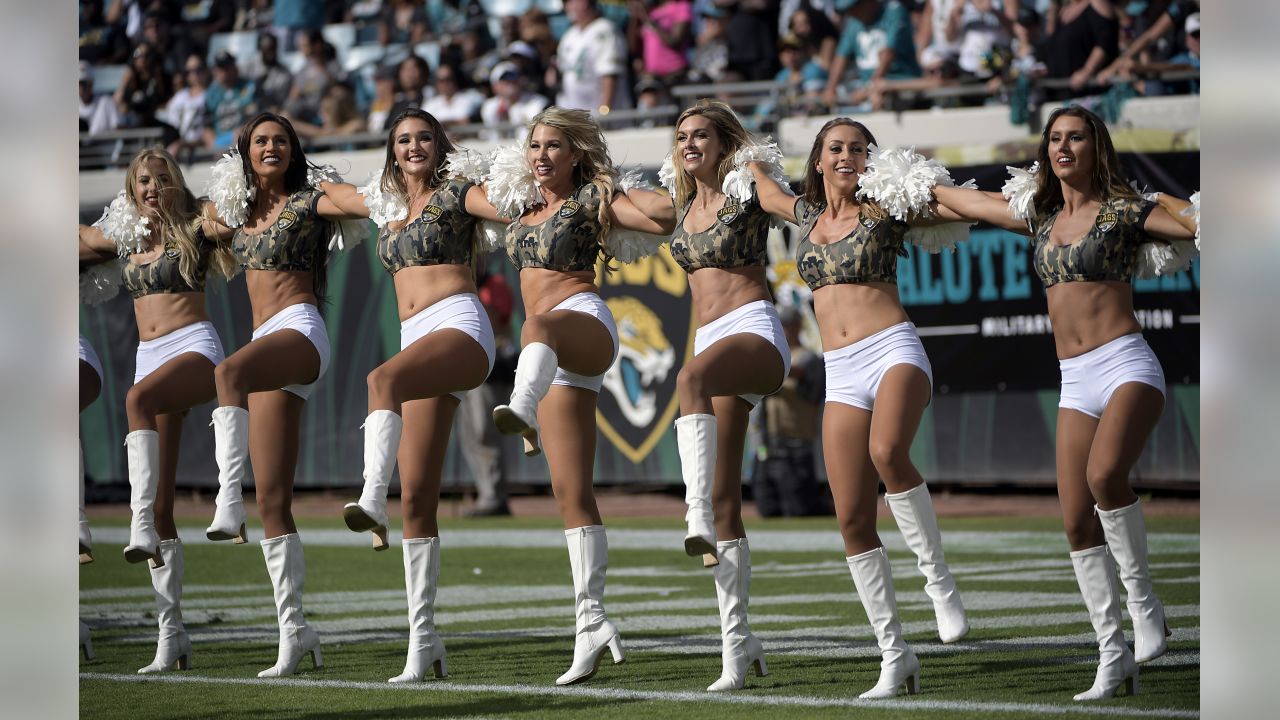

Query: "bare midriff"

xmin=518 ymin=267 xmax=599 ymax=317
xmin=812 ymin=281 xmax=911 ymax=353
xmin=134 ymin=292 xmax=210 ymax=341
xmin=392 ymin=264 xmax=478 ymax=321
xmin=245 ymin=270 xmax=318 ymax=328
xmin=687 ymin=265 xmax=772 ymax=327
xmin=1045 ymin=281 xmax=1142 ymax=359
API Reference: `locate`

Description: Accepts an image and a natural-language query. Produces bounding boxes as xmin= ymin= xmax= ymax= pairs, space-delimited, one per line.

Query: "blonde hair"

xmin=526 ymin=106 xmax=617 ymax=251
xmin=125 ymin=148 xmax=236 ymax=284
xmin=671 ymin=100 xmax=753 ymax=209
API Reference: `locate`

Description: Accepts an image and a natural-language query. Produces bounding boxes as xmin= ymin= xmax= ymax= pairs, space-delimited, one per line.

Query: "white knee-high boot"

xmin=1071 ymin=545 xmax=1139 ymax=700
xmin=675 ymin=413 xmax=718 ymax=564
xmin=207 ymin=406 xmax=249 ymax=543
xmin=848 ymin=546 xmax=920 ymax=699
xmin=258 ymin=533 xmax=323 ymax=677
xmin=123 ymin=430 xmax=163 ymax=568
xmin=1097 ymin=500 xmax=1170 ymax=663
xmin=138 ymin=539 xmax=192 ymax=673
xmin=389 ymin=537 xmax=448 ymax=682
xmin=707 ymin=538 xmax=768 ymax=691
xmin=343 ymin=410 xmax=403 ymax=551
xmin=493 ymin=342 xmax=558 ymax=457
xmin=885 ymin=483 xmax=969 ymax=643
xmin=79 ymin=443 xmax=93 ymax=564
xmin=556 ymin=525 xmax=624 ymax=685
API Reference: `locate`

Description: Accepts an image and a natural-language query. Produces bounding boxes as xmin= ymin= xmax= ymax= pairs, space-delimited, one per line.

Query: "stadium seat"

xmin=207 ymin=31 xmax=259 ymax=66
xmin=412 ymin=42 xmax=441 ymax=70
xmin=344 ymin=44 xmax=389 ymax=73
xmin=322 ymin=23 xmax=357 ymax=54
xmin=92 ymin=64 xmax=128 ymax=95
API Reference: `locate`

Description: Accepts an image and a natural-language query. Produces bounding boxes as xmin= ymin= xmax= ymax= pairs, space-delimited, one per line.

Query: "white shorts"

xmin=79 ymin=335 xmax=103 ymax=383
xmin=1059 ymin=333 xmax=1165 ymax=419
xmin=134 ymin=321 xmax=225 ymax=383
xmin=824 ymin=321 xmax=933 ymax=411
xmin=251 ymin=303 xmax=331 ymax=400
xmin=548 ymin=292 xmax=619 ymax=393
xmin=401 ymin=293 xmax=497 ymax=401
xmin=693 ymin=299 xmax=792 ymax=408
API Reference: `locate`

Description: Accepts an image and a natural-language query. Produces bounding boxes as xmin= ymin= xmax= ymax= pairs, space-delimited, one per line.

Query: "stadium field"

xmin=79 ymin=513 xmax=1199 ymax=720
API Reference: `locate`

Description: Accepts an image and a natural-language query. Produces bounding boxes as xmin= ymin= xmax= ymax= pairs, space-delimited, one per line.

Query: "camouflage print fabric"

xmin=1029 ymin=196 xmax=1156 ymax=287
xmin=378 ymin=179 xmax=477 ymax=275
xmin=233 ymin=188 xmax=330 ymax=272
xmin=121 ymin=228 xmax=210 ymax=299
xmin=506 ymin=182 xmax=605 ymax=272
xmin=792 ymin=198 xmax=908 ymax=291
xmin=668 ymin=195 xmax=771 ymax=273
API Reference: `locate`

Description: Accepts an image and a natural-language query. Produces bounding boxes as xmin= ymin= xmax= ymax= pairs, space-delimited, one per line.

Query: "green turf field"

xmin=79 ymin=515 xmax=1199 ymax=719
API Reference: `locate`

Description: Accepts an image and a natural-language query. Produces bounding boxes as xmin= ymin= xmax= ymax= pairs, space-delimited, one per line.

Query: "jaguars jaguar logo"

xmin=422 ymin=205 xmax=444 ymax=224
xmin=164 ymin=243 xmax=179 ymax=260
xmin=602 ymin=297 xmax=676 ymax=428
xmin=1095 ymin=211 xmax=1118 ymax=234
xmin=859 ymin=203 xmax=886 ymax=229
xmin=717 ymin=202 xmax=741 ymax=225
xmin=276 ymin=209 xmax=299 ymax=230
xmin=559 ymin=199 xmax=583 ymax=219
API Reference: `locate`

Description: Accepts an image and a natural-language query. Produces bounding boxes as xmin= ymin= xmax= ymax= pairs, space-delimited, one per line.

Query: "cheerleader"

xmin=78 ymin=148 xmax=237 ymax=674
xmin=930 ymin=105 xmax=1198 ymax=700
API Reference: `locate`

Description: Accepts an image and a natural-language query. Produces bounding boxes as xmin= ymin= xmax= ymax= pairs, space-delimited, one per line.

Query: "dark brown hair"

xmin=1033 ymin=105 xmax=1139 ymax=220
xmin=380 ymin=108 xmax=458 ymax=203
xmin=801 ymin=117 xmax=877 ymax=207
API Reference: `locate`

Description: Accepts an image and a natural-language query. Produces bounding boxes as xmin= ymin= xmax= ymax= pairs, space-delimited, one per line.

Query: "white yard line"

xmin=79 ymin=672 xmax=1198 ymax=718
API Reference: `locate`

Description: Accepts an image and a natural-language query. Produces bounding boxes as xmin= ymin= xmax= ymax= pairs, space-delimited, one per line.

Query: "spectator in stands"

xmin=388 ymin=54 xmax=432 ymax=122
xmin=176 ymin=0 xmax=236 ymax=54
xmin=779 ymin=0 xmax=840 ymax=37
xmin=776 ymin=33 xmax=829 ymax=100
xmin=452 ymin=24 xmax=500 ymax=90
xmin=79 ymin=61 xmax=121 ymax=135
xmin=242 ymin=32 xmax=294 ymax=114
xmin=115 ymin=42 xmax=174 ymax=132
xmin=556 ymin=0 xmax=631 ymax=115
xmin=203 ymin=51 xmax=258 ymax=150
xmin=81 ymin=0 xmax=127 ymax=65
xmin=504 ymin=41 xmax=549 ymax=97
xmin=722 ymin=0 xmax=783 ymax=81
xmin=519 ymin=8 xmax=560 ymax=84
xmin=426 ymin=0 xmax=489 ymax=41
xmin=787 ymin=4 xmax=839 ymax=70
xmin=480 ymin=62 xmax=550 ymax=137
xmin=139 ymin=11 xmax=194 ymax=84
xmin=633 ymin=75 xmax=672 ymax=125
xmin=822 ymin=0 xmax=922 ymax=109
xmin=914 ymin=0 xmax=962 ymax=67
xmin=291 ymin=82 xmax=367 ymax=139
xmin=630 ymin=0 xmax=694 ymax=85
xmin=163 ymin=55 xmax=212 ymax=159
xmin=105 ymin=0 xmax=152 ymax=45
xmin=235 ymin=0 xmax=275 ymax=32
xmin=1041 ymin=0 xmax=1119 ymax=97
xmin=422 ymin=63 xmax=485 ymax=128
xmin=285 ymin=32 xmax=344 ymax=125
xmin=948 ymin=0 xmax=1015 ymax=80
xmin=1096 ymin=0 xmax=1197 ymax=84
xmin=272 ymin=0 xmax=326 ymax=51
xmin=1163 ymin=12 xmax=1198 ymax=93
xmin=367 ymin=65 xmax=399 ymax=133
xmin=379 ymin=0 xmax=430 ymax=46
xmin=687 ymin=6 xmax=731 ymax=83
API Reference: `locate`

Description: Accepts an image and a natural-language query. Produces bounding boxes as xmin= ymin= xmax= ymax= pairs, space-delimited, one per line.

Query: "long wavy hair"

xmin=379 ymin=108 xmax=458 ymax=204
xmin=670 ymin=99 xmax=753 ymax=209
xmin=124 ymin=147 xmax=236 ymax=283
xmin=800 ymin=117 xmax=887 ymax=218
xmin=526 ymin=106 xmax=617 ymax=249
xmin=1033 ymin=105 xmax=1139 ymax=220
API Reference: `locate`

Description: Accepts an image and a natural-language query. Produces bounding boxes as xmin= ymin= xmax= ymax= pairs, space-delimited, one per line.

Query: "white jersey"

xmin=556 ymin=17 xmax=631 ymax=112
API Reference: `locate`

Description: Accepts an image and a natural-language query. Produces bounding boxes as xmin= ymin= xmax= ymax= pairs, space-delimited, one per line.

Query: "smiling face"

xmin=1045 ymin=114 xmax=1096 ymax=184
xmin=527 ymin=124 xmax=579 ymax=189
xmin=391 ymin=116 xmax=438 ymax=181
xmin=249 ymin=120 xmax=292 ymax=178
xmin=130 ymin=157 xmax=173 ymax=216
xmin=816 ymin=123 xmax=870 ymax=195
xmin=675 ymin=114 xmax=724 ymax=181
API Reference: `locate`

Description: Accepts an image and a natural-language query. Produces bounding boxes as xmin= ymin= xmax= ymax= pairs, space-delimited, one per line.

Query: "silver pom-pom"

xmin=606 ymin=229 xmax=665 ymax=263
xmin=205 ymin=151 xmax=254 ymax=227
xmin=722 ymin=139 xmax=787 ymax=203
xmin=1136 ymin=239 xmax=1198 ymax=279
xmin=357 ymin=169 xmax=409 ymax=228
xmin=855 ymin=145 xmax=954 ymax=222
xmin=1184 ymin=190 xmax=1200 ymax=250
xmin=92 ymin=191 xmax=150 ymax=256
xmin=657 ymin=152 xmax=676 ymax=194
xmin=485 ymin=142 xmax=540 ymax=219
xmin=1001 ymin=162 xmax=1040 ymax=222
xmin=80 ymin=260 xmax=122 ymax=305
xmin=616 ymin=166 xmax=652 ymax=193
xmin=443 ymin=148 xmax=490 ymax=184
xmin=307 ymin=163 xmax=344 ymax=186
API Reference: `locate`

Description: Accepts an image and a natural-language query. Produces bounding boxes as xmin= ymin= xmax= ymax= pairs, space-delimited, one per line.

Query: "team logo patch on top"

xmin=276 ymin=209 xmax=299 ymax=230
xmin=860 ymin=204 xmax=885 ymax=229
xmin=422 ymin=205 xmax=444 ymax=224
xmin=716 ymin=203 xmax=741 ymax=225
xmin=164 ymin=243 xmax=180 ymax=260
xmin=1095 ymin=211 xmax=1118 ymax=234
xmin=559 ymin=199 xmax=583 ymax=219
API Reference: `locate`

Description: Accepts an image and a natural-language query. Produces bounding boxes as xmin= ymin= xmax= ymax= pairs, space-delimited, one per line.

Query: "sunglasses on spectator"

xmin=1188 ymin=30 xmax=1200 ymax=39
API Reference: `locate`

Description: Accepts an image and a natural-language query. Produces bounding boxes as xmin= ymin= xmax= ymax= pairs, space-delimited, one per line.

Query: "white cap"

xmin=1185 ymin=12 xmax=1199 ymax=35
xmin=490 ymin=61 xmax=521 ymax=86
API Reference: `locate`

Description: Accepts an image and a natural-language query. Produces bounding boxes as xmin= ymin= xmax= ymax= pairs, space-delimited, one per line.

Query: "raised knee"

xmin=124 ymin=384 xmax=154 ymax=419
xmin=214 ymin=359 xmax=242 ymax=393
xmin=367 ymin=366 xmax=393 ymax=396
xmin=521 ymin=316 xmax=549 ymax=346
xmin=676 ymin=365 xmax=705 ymax=399
xmin=868 ymin=439 xmax=910 ymax=476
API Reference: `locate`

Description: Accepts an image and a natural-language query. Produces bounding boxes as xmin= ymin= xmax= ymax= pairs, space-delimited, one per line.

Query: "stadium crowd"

xmin=79 ymin=0 xmax=1200 ymax=152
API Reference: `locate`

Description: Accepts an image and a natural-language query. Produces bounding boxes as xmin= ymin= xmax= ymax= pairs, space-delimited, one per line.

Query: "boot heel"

xmin=753 ymin=656 xmax=769 ymax=677
xmin=310 ymin=645 xmax=324 ymax=669
xmin=371 ymin=526 xmax=389 ymax=551
xmin=233 ymin=523 xmax=247 ymax=544
xmin=522 ymin=434 xmax=541 ymax=457
xmin=176 ymin=653 xmax=191 ymax=671
xmin=702 ymin=553 xmax=719 ymax=568
xmin=904 ymin=671 xmax=921 ymax=695
xmin=80 ymin=544 xmax=94 ymax=565
xmin=147 ymin=552 xmax=164 ymax=570
xmin=607 ymin=635 xmax=625 ymax=664
xmin=433 ymin=656 xmax=449 ymax=678
xmin=1125 ymin=672 xmax=1139 ymax=696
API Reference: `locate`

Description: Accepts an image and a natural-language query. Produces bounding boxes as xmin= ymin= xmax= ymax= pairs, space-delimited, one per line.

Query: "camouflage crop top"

xmin=792 ymin=198 xmax=908 ymax=290
xmin=121 ymin=228 xmax=210 ymax=299
xmin=669 ymin=195 xmax=771 ymax=273
xmin=1029 ymin=196 xmax=1156 ymax=287
xmin=378 ymin=179 xmax=476 ymax=275
xmin=506 ymin=183 xmax=604 ymax=272
xmin=232 ymin=188 xmax=329 ymax=272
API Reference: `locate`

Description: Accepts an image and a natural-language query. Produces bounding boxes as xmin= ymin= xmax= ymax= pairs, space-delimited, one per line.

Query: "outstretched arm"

xmin=747 ymin=162 xmax=799 ymax=224
xmin=1142 ymin=202 xmax=1196 ymax=244
xmin=316 ymin=181 xmax=372 ymax=220
xmin=78 ymin=224 xmax=116 ymax=265
xmin=932 ymin=184 xmax=1031 ymax=234
xmin=464 ymin=185 xmax=510 ymax=223
xmin=197 ymin=199 xmax=236 ymax=244
xmin=1150 ymin=193 xmax=1196 ymax=236
xmin=607 ymin=191 xmax=675 ymax=235
xmin=623 ymin=188 xmax=676 ymax=226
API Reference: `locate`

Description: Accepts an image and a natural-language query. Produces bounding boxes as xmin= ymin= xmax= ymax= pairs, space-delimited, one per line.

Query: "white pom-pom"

xmin=606 ymin=229 xmax=666 ymax=263
xmin=657 ymin=152 xmax=676 ymax=194
xmin=1001 ymin=162 xmax=1040 ymax=222
xmin=80 ymin=260 xmax=122 ymax=305
xmin=443 ymin=148 xmax=490 ymax=184
xmin=1184 ymin=190 xmax=1200 ymax=250
xmin=1136 ymin=239 xmax=1198 ymax=279
xmin=485 ymin=143 xmax=540 ymax=219
xmin=723 ymin=139 xmax=787 ymax=203
xmin=855 ymin=145 xmax=954 ymax=222
xmin=357 ymin=169 xmax=409 ymax=228
xmin=92 ymin=191 xmax=150 ymax=256
xmin=479 ymin=220 xmax=507 ymax=252
xmin=307 ymin=163 xmax=344 ymax=186
xmin=616 ymin=166 xmax=651 ymax=193
xmin=205 ymin=151 xmax=254 ymax=227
